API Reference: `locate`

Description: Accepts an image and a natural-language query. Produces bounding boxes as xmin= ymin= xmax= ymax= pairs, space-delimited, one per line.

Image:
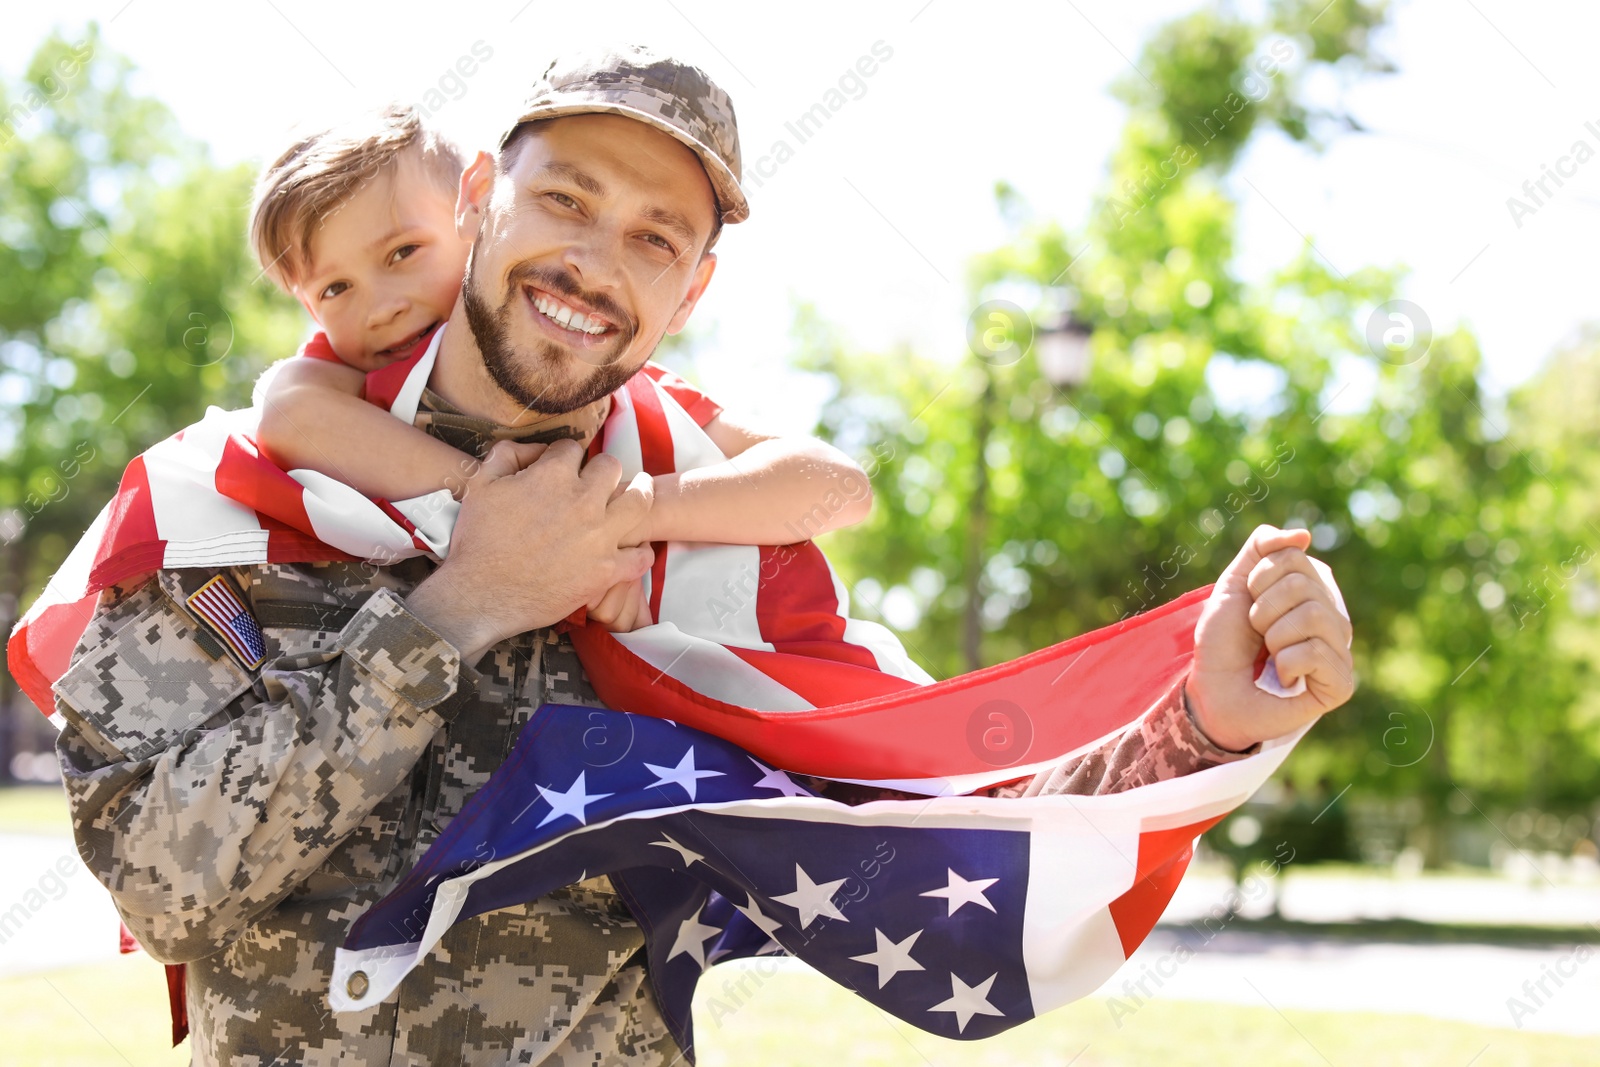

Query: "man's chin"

xmin=486 ymin=341 xmax=631 ymax=416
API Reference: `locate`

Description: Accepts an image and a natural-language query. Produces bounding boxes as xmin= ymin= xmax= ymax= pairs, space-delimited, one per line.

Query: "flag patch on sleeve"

xmin=187 ymin=575 xmax=266 ymax=670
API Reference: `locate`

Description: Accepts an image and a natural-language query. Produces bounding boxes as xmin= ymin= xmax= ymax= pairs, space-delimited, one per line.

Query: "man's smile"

xmin=524 ymin=285 xmax=616 ymax=338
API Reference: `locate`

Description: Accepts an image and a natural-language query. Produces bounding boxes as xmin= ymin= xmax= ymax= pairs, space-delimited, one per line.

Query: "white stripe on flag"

xmin=604 ymin=385 xmax=644 ymax=481
xmin=656 ymin=542 xmax=772 ymax=652
xmin=387 ymin=328 xmax=445 ymax=426
xmin=1021 ymin=813 xmax=1144 ymax=1012
xmin=146 ymin=407 xmax=266 ymax=547
xmin=652 ymin=379 xmax=727 ymax=470
xmin=612 ymin=624 xmax=813 ymax=711
xmin=293 ymin=469 xmax=425 ymax=562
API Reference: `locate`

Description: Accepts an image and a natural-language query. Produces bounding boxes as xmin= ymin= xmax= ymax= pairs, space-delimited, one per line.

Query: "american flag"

xmin=184 ymin=575 xmax=266 ymax=669
xmin=9 ymin=324 xmax=1304 ymax=1047
xmin=330 ymin=701 xmax=1299 ymax=1058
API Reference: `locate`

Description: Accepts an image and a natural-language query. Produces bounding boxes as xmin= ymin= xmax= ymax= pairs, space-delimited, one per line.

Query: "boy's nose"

xmin=368 ymin=296 xmax=410 ymax=329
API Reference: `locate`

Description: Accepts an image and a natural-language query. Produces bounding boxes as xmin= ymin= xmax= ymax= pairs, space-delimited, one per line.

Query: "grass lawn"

xmin=0 ymin=784 xmax=73 ymax=834
xmin=1 ymin=954 xmax=1588 ymax=1067
xmin=5 ymin=790 xmax=1585 ymax=1065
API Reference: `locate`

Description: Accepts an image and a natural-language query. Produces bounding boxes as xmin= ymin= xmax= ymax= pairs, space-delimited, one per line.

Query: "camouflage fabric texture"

xmin=54 ymin=558 xmax=677 ymax=1066
xmin=500 ymin=44 xmax=749 ymax=224
xmin=51 ymin=556 xmax=1249 ymax=1064
xmin=1002 ymin=678 xmax=1256 ymax=799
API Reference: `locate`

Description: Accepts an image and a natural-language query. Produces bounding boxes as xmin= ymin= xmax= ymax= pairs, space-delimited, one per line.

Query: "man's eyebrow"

xmin=532 ymin=161 xmax=702 ymax=247
xmin=532 ymin=162 xmax=607 ymax=198
xmin=639 ymin=205 xmax=700 ymax=247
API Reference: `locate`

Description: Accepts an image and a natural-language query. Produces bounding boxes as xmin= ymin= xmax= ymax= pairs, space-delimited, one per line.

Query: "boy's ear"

xmin=456 ymin=151 xmax=495 ymax=237
xmin=665 ymin=252 xmax=716 ymax=336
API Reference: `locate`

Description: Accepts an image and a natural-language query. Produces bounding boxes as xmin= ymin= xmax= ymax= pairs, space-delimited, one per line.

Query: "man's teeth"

xmin=534 ymin=294 xmax=608 ymax=335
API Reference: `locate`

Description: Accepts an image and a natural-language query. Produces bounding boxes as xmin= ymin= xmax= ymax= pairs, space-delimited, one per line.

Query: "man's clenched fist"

xmin=1187 ymin=525 xmax=1355 ymax=752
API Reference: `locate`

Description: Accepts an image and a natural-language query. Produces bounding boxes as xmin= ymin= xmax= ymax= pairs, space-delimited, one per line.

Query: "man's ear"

xmin=665 ymin=252 xmax=717 ymax=335
xmin=456 ymin=151 xmax=496 ymax=237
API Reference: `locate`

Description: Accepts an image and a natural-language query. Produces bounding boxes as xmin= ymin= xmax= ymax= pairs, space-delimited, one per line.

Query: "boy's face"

xmin=457 ymin=113 xmax=718 ymax=415
xmin=293 ymin=153 xmax=470 ymax=370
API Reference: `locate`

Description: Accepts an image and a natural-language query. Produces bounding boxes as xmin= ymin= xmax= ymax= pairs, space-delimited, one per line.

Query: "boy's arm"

xmin=633 ymin=410 xmax=873 ymax=546
xmin=258 ymin=357 xmax=474 ymax=500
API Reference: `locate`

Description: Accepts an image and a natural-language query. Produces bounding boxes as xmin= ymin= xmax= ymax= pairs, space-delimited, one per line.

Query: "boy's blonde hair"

xmin=249 ymin=104 xmax=465 ymax=289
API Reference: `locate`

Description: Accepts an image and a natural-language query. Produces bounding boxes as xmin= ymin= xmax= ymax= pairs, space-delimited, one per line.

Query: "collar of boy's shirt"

xmin=415 ymin=388 xmax=612 ymax=458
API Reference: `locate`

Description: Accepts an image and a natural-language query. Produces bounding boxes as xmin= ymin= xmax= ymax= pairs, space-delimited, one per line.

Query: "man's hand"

xmin=1187 ymin=525 xmax=1354 ymax=752
xmin=405 ymin=439 xmax=655 ymax=661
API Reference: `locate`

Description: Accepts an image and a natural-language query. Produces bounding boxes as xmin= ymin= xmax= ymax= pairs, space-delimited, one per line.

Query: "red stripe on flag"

xmin=755 ymin=543 xmax=880 ymax=672
xmin=87 ymin=454 xmax=164 ymax=591
xmin=216 ymin=433 xmax=315 ymax=535
xmin=1107 ymin=814 xmax=1226 ymax=957
xmin=628 ymin=376 xmax=675 ymax=624
xmin=7 ymin=593 xmax=99 ymax=715
xmin=360 ymin=327 xmax=439 ymax=409
xmin=569 ymin=583 xmax=1211 ymax=782
xmin=723 ymin=643 xmax=917 ymax=706
xmin=640 ymin=362 xmax=722 ymax=427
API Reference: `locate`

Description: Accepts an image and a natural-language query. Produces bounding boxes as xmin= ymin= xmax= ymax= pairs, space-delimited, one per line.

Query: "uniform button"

xmin=346 ymin=971 xmax=370 ymax=999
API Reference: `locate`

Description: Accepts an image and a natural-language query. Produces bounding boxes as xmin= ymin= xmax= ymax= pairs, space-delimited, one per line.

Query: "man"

xmin=52 ymin=47 xmax=1353 ymax=1065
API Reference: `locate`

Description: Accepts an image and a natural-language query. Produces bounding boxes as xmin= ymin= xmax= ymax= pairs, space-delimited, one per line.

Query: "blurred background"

xmin=3 ymin=0 xmax=1598 ymax=1064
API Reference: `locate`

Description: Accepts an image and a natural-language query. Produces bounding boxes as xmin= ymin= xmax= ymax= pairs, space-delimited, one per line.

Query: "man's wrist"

xmin=1182 ymin=679 xmax=1259 ymax=755
xmin=404 ymin=572 xmax=497 ymax=663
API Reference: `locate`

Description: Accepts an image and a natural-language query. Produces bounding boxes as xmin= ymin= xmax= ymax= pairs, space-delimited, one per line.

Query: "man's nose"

xmin=561 ymin=226 xmax=625 ymax=294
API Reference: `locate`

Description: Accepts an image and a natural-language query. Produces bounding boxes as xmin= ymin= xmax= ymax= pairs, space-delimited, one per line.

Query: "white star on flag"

xmin=928 ymin=972 xmax=1005 ymax=1033
xmin=748 ymin=758 xmax=809 ymax=797
xmin=642 ymin=747 xmax=724 ymax=801
xmin=770 ymin=863 xmax=849 ymax=929
xmin=531 ymin=771 xmax=613 ymax=828
xmin=919 ymin=867 xmax=999 ymax=916
xmin=734 ymin=891 xmax=785 ymax=939
xmin=649 ymin=833 xmax=705 ymax=869
xmin=849 ymin=928 xmax=925 ymax=988
xmin=665 ymin=903 xmax=722 ymax=969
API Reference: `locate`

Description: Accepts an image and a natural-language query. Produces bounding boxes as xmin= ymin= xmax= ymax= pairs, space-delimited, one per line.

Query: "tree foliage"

xmin=0 ymin=27 xmax=302 ymax=726
xmin=804 ymin=0 xmax=1596 ymax=842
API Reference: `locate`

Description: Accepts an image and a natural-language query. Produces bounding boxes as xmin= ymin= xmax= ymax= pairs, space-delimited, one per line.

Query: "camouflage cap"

xmin=499 ymin=45 xmax=749 ymax=225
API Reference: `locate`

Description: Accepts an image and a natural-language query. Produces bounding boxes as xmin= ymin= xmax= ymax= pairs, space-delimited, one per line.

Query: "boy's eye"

xmin=319 ymin=281 xmax=349 ymax=300
xmin=390 ymin=244 xmax=420 ymax=265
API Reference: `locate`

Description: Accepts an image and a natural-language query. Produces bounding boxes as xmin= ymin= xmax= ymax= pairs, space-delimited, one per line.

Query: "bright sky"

xmin=5 ymin=0 xmax=1598 ymax=434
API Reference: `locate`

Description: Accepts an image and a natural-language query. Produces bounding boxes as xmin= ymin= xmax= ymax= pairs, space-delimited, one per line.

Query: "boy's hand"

xmin=1187 ymin=525 xmax=1355 ymax=752
xmin=588 ymin=578 xmax=653 ymax=633
xmin=612 ymin=472 xmax=660 ymax=547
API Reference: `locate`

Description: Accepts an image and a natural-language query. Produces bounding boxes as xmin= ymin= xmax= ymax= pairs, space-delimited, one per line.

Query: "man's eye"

xmin=547 ymin=191 xmax=579 ymax=209
xmin=642 ymin=233 xmax=676 ymax=254
xmin=320 ymin=281 xmax=349 ymax=300
xmin=390 ymin=244 xmax=420 ymax=265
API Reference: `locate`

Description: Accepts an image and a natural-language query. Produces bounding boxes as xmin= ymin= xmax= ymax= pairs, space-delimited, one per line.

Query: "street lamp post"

xmin=961 ymin=300 xmax=1094 ymax=672
xmin=1035 ymin=312 xmax=1094 ymax=390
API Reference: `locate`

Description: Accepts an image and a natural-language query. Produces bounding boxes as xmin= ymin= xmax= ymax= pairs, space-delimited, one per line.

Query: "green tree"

xmin=0 ymin=26 xmax=303 ymax=730
xmin=805 ymin=0 xmax=1587 ymax=857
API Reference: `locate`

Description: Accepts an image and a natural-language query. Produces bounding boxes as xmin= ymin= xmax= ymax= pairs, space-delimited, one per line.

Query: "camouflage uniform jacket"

xmin=53 ymin=557 xmax=1253 ymax=1066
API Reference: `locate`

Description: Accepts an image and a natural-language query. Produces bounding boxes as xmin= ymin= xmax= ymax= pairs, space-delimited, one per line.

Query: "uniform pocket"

xmin=53 ymin=590 xmax=252 ymax=764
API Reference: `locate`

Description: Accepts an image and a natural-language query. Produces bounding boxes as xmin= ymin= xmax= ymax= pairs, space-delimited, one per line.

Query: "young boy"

xmin=248 ymin=105 xmax=872 ymax=630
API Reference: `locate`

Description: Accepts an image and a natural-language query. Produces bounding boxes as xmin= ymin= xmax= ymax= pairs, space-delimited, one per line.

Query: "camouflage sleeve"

xmin=989 ymin=679 xmax=1259 ymax=799
xmin=52 ymin=572 xmax=474 ymax=964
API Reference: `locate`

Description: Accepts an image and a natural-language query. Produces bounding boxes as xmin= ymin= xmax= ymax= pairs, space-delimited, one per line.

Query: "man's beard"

xmin=462 ymin=249 xmax=641 ymax=416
